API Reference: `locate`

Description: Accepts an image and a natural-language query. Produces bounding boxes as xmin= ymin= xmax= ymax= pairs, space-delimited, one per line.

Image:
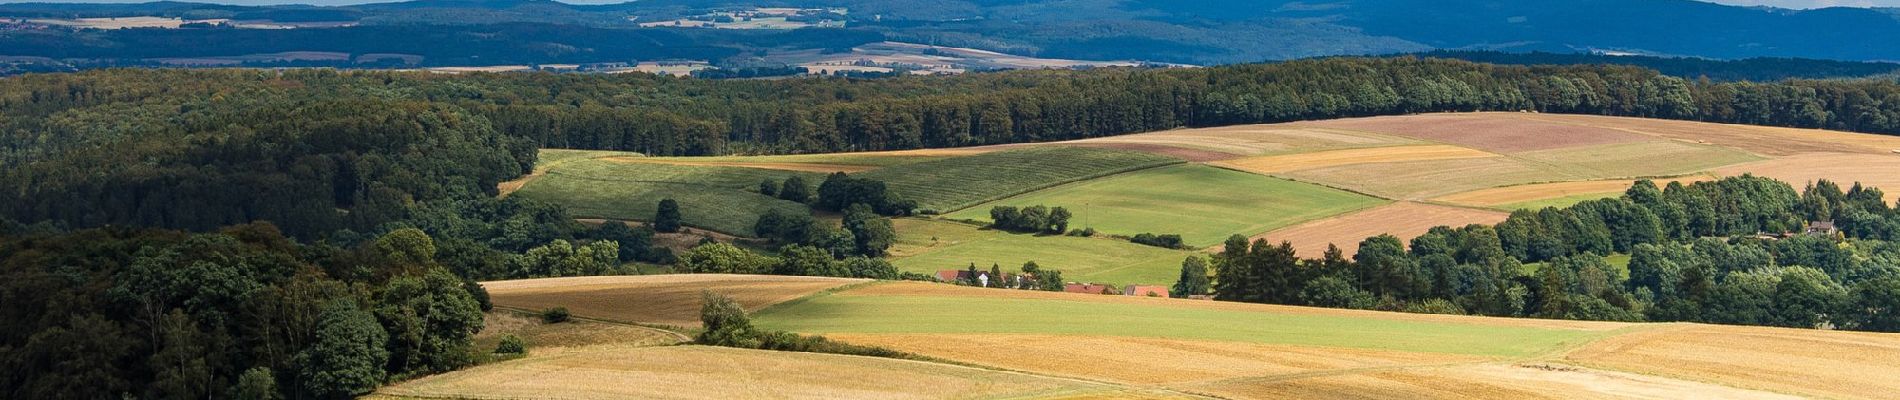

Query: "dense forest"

xmin=8 ymin=57 xmax=1900 ymax=237
xmin=8 ymin=57 xmax=1900 ymax=397
xmin=1189 ymin=176 xmax=1900 ymax=333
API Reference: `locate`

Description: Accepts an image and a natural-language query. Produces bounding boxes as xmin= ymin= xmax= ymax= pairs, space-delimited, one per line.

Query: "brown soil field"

xmin=483 ymin=274 xmax=865 ymax=328
xmin=1519 ymin=113 xmax=1900 ymax=156
xmin=1566 ymin=323 xmax=1900 ymax=399
xmin=602 ymin=157 xmax=877 ymax=173
xmin=844 ymin=281 xmax=1632 ymax=332
xmin=1714 ymin=152 xmax=1900 ymax=203
xmin=827 ymin=333 xmax=1482 ymax=385
xmin=1212 ymin=144 xmax=1497 ymax=174
xmin=1247 ymin=202 xmax=1510 ymax=258
xmin=1297 ymin=113 xmax=1652 ymax=153
xmin=1186 ymin=363 xmax=1801 ymax=400
xmin=1059 ymin=125 xmax=1417 ymax=157
xmin=372 ymin=345 xmax=1100 ymax=400
xmin=1280 ymin=157 xmax=1570 ymax=199
xmin=1431 ymin=177 xmax=1714 ymax=207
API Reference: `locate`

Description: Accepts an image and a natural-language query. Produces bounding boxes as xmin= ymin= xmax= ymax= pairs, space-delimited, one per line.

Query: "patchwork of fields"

xmin=380 ymin=275 xmax=1900 ymax=400
xmin=509 ymin=112 xmax=1900 ymax=285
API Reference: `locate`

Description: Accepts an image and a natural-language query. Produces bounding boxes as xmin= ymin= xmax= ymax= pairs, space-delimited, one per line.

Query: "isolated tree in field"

xmin=759 ymin=179 xmax=778 ymax=196
xmin=779 ymin=176 xmax=810 ymax=202
xmin=654 ymin=198 xmax=682 ymax=233
xmin=698 ymin=291 xmax=758 ymax=347
xmin=1172 ymin=256 xmax=1210 ymax=297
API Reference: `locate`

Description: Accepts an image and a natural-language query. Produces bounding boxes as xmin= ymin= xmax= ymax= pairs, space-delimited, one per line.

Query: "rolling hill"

xmin=376 ymin=274 xmax=1900 ymax=399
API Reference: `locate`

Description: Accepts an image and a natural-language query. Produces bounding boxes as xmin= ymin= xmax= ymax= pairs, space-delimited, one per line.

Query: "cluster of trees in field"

xmin=1184 ymin=176 xmax=1900 ymax=332
xmin=1129 ymin=233 xmax=1188 ymax=249
xmin=0 ymin=225 xmax=489 ymax=399
xmin=986 ymin=205 xmax=1072 ymax=234
xmin=949 ymin=261 xmax=1066 ymax=291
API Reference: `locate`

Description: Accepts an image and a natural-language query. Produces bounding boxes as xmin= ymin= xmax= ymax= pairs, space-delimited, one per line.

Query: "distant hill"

xmin=3 ymin=0 xmax=1900 ymax=68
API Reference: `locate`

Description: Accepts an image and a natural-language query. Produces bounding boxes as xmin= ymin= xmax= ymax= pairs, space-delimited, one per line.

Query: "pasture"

xmin=510 ymin=158 xmax=819 ymax=235
xmin=887 ymin=219 xmax=1192 ymax=285
xmin=859 ymin=146 xmax=1183 ymax=212
xmin=482 ymin=274 xmax=865 ymax=328
xmin=944 ymin=164 xmax=1385 ymax=247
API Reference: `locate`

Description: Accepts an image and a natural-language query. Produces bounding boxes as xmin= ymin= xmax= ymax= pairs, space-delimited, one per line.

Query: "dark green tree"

xmin=654 ymin=199 xmax=683 ymax=233
xmin=1171 ymin=256 xmax=1210 ymax=297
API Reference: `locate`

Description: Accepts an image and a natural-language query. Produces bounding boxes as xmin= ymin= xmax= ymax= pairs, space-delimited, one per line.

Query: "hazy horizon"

xmin=2 ymin=0 xmax=1897 ymax=9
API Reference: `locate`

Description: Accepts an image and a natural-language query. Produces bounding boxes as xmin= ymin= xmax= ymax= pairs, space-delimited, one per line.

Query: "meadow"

xmin=510 ymin=158 xmax=819 ymax=235
xmin=756 ymin=283 xmax=1609 ymax=358
xmin=859 ymin=146 xmax=1183 ymax=212
xmin=945 ymin=164 xmax=1385 ymax=247
xmin=887 ymin=219 xmax=1192 ymax=285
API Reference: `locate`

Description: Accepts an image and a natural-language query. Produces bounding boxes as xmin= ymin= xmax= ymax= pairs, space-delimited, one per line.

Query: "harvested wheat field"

xmin=1518 ymin=113 xmax=1900 ymax=156
xmin=1059 ymin=124 xmax=1418 ymax=157
xmin=1212 ymin=144 xmax=1497 ymax=174
xmin=372 ymin=345 xmax=1103 ymax=400
xmin=1715 ymin=152 xmax=1900 ymax=203
xmin=483 ymin=274 xmax=865 ymax=328
xmin=825 ymin=333 xmax=1482 ymax=385
xmin=1432 ymin=177 xmax=1714 ymax=208
xmin=1297 ymin=113 xmax=1652 ymax=153
xmin=1248 ymin=202 xmax=1510 ymax=258
xmin=1185 ymin=363 xmax=1802 ymax=400
xmin=1278 ymin=157 xmax=1568 ymax=199
xmin=836 ymin=281 xmax=1631 ymax=332
xmin=1566 ymin=323 xmax=1900 ymax=399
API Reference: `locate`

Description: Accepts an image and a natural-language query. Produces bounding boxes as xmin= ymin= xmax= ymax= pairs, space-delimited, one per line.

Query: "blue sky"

xmin=2 ymin=0 xmax=1897 ymax=9
xmin=1704 ymin=0 xmax=1900 ymax=8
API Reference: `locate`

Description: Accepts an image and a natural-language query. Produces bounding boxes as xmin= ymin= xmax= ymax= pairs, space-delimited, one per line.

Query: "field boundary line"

xmin=750 ymin=279 xmax=888 ymax=316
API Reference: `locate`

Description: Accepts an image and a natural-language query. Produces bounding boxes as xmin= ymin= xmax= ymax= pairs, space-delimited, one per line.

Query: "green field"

xmin=512 ymin=159 xmax=818 ymax=235
xmin=641 ymin=152 xmax=950 ymax=168
xmin=859 ymin=146 xmax=1183 ymax=212
xmin=756 ymin=290 xmax=1603 ymax=358
xmin=946 ymin=164 xmax=1385 ymax=247
xmin=888 ymin=219 xmax=1191 ymax=285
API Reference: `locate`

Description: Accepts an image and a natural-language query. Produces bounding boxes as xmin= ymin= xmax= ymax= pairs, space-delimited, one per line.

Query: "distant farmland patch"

xmin=860 ymin=146 xmax=1183 ymax=212
xmin=887 ymin=219 xmax=1190 ymax=286
xmin=1212 ymin=144 xmax=1497 ymax=174
xmin=511 ymin=159 xmax=820 ymax=235
xmin=1431 ymin=177 xmax=1714 ymax=210
xmin=946 ymin=164 xmax=1384 ymax=247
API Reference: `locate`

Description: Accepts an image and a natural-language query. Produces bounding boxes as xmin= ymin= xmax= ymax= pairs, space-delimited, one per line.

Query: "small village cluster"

xmin=933 ymin=269 xmax=1174 ymax=298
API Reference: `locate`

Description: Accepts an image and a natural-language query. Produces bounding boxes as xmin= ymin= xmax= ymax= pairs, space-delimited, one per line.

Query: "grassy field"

xmin=887 ymin=219 xmax=1193 ymax=285
xmin=511 ymin=159 xmax=819 ymax=235
xmin=859 ymin=146 xmax=1183 ymax=212
xmin=945 ymin=164 xmax=1385 ymax=247
xmin=757 ymin=287 xmax=1606 ymax=358
xmin=483 ymin=274 xmax=864 ymax=328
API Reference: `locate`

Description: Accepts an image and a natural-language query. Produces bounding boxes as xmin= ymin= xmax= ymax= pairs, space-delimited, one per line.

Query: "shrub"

xmin=494 ymin=334 xmax=527 ymax=354
xmin=540 ymin=307 xmax=571 ymax=323
xmin=1130 ymin=233 xmax=1186 ymax=249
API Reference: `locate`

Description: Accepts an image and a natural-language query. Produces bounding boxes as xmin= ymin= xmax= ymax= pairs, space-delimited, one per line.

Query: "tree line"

xmin=1186 ymin=175 xmax=1900 ymax=332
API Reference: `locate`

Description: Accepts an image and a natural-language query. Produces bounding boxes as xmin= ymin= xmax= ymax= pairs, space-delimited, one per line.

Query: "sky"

xmin=2 ymin=0 xmax=1897 ymax=9
xmin=1701 ymin=0 xmax=1900 ymax=7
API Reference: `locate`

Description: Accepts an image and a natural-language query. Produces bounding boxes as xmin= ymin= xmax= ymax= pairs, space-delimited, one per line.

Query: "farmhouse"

xmin=1122 ymin=285 xmax=1169 ymax=298
xmin=1063 ymin=283 xmax=1115 ymax=294
xmin=935 ymin=269 xmax=973 ymax=283
xmin=1807 ymin=221 xmax=1839 ymax=237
